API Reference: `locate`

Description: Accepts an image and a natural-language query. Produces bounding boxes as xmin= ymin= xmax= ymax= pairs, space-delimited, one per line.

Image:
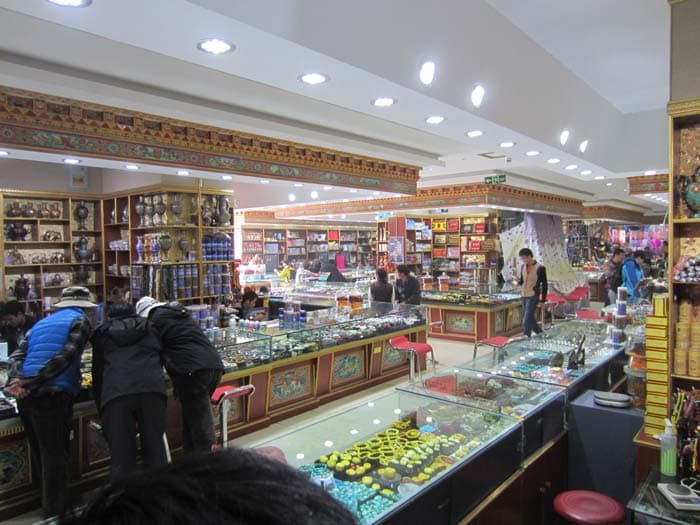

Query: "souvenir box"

xmin=252 ymin=390 xmax=521 ymax=525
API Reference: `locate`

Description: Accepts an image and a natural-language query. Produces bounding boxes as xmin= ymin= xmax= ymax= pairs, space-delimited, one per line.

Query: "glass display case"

xmin=270 ymin=281 xmax=371 ymax=308
xmin=420 ymin=290 xmax=520 ymax=307
xmin=252 ymin=390 xmax=521 ymax=525
xmin=399 ymin=369 xmax=565 ymax=458
xmin=464 ymin=320 xmax=623 ymax=397
xmin=214 ymin=334 xmax=272 ymax=372
xmin=266 ymin=304 xmax=427 ymax=361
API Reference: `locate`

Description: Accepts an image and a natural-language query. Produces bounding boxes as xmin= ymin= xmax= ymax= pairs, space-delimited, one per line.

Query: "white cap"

xmin=135 ymin=296 xmax=165 ymax=318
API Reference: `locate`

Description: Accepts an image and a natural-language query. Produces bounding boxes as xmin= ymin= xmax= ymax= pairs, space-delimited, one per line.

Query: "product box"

xmin=646 ymin=315 xmax=669 ymax=328
xmin=646 ymin=360 xmax=669 ymax=373
xmin=646 ymin=349 xmax=667 ymax=362
xmin=474 ymin=223 xmax=486 ymax=233
xmin=645 ymin=402 xmax=668 ymax=417
xmin=646 ymin=381 xmax=668 ymax=395
xmin=646 ymin=338 xmax=669 ymax=351
xmin=646 ymin=370 xmax=669 ymax=383
xmin=447 ymin=218 xmax=459 ymax=232
xmin=679 ymin=237 xmax=700 ymax=257
xmin=645 ymin=327 xmax=669 ymax=339
xmin=653 ymin=294 xmax=669 ymax=317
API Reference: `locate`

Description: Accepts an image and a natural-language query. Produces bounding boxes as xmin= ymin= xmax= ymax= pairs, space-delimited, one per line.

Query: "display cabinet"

xmin=215 ymin=334 xmax=272 ymax=372
xmin=399 ymin=369 xmax=565 ymax=458
xmin=269 ymin=281 xmax=371 ymax=308
xmin=252 ymin=390 xmax=522 ymax=525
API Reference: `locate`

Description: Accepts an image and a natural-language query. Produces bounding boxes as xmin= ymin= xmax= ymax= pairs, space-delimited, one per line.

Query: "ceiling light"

xmin=606 ymin=182 xmax=613 ymax=186
xmin=372 ymin=191 xmax=380 ymax=195
xmin=419 ymin=61 xmax=436 ymax=85
xmin=125 ymin=164 xmax=139 ymax=171
xmin=559 ymin=129 xmax=570 ymax=145
xmin=565 ymin=164 xmax=578 ymax=171
xmin=466 ymin=130 xmax=483 ymax=138
xmin=288 ymin=193 xmax=297 ymax=202
xmin=342 ymin=199 xmax=349 ymax=202
xmin=323 ymin=185 xmax=332 ymax=190
xmin=177 ymin=170 xmax=190 ymax=176
xmin=0 ymin=150 xmax=8 ymax=156
xmin=580 ymin=170 xmax=592 ymax=176
xmin=294 ymin=183 xmax=304 ymax=187
xmin=525 ymin=150 xmax=540 ymax=157
xmin=299 ymin=73 xmax=329 ymax=85
xmin=349 ymin=189 xmax=358 ymax=193
xmin=63 ymin=158 xmax=80 ymax=165
xmin=594 ymin=175 xmax=605 ymax=180
xmin=644 ymin=193 xmax=652 ymax=197
xmin=197 ymin=38 xmax=235 ymax=55
xmin=547 ymin=158 xmax=560 ymax=164
xmin=260 ymin=179 xmax=270 ymax=184
xmin=372 ymin=97 xmax=396 ymax=107
xmin=46 ymin=0 xmax=92 ymax=6
xmin=310 ymin=191 xmax=319 ymax=199
xmin=499 ymin=141 xmax=515 ymax=148
xmin=644 ymin=170 xmax=657 ymax=176
xmin=425 ymin=116 xmax=445 ymax=124
xmin=221 ymin=175 xmax=232 ymax=180
xmin=471 ymin=84 xmax=485 ymax=108
xmin=579 ymin=140 xmax=589 ymax=153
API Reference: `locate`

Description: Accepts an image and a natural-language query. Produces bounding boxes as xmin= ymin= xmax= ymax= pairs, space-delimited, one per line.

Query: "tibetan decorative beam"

xmin=627 ymin=174 xmax=669 ymax=195
xmin=274 ymin=184 xmax=584 ymax=218
xmin=0 ymin=86 xmax=419 ymax=194
xmin=580 ymin=206 xmax=651 ymax=223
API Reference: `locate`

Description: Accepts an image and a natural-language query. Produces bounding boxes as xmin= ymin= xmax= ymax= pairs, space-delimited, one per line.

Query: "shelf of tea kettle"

xmin=4 ymin=241 xmax=71 ymax=245
xmin=105 ymin=248 xmax=131 ymax=252
xmin=5 ymin=262 xmax=102 ymax=268
xmin=3 ymin=217 xmax=70 ymax=223
xmin=201 ymin=226 xmax=234 ymax=230
xmin=42 ymin=283 xmax=104 ymax=290
xmin=130 ymin=225 xmax=199 ymax=231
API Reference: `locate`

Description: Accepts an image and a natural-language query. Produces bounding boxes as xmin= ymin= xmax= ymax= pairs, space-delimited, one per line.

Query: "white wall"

xmin=0 ymin=158 xmax=102 ymax=193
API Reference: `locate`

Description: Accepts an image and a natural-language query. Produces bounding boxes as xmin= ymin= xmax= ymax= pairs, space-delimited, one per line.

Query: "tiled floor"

xmin=7 ymin=311 xmax=605 ymax=524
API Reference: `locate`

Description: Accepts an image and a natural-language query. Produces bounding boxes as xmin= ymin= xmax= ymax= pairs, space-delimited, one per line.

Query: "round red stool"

xmin=553 ymin=490 xmax=625 ymax=524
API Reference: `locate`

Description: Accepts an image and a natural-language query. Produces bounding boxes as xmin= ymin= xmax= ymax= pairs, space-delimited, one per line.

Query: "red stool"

xmin=553 ymin=490 xmax=625 ymax=524
xmin=473 ymin=335 xmax=510 ymax=360
xmin=388 ymin=335 xmax=436 ymax=383
xmin=211 ymin=384 xmax=256 ymax=449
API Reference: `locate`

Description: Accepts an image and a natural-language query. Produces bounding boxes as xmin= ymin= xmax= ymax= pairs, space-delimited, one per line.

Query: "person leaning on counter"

xmin=394 ymin=265 xmax=421 ymax=305
xmin=0 ymin=300 xmax=37 ymax=353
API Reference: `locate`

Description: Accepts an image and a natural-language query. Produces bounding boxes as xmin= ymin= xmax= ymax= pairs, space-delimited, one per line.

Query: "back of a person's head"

xmin=106 ymin=300 xmax=135 ymax=319
xmin=60 ymin=448 xmax=357 ymax=525
xmin=612 ymin=248 xmax=625 ymax=256
xmin=1 ymin=300 xmax=24 ymax=317
xmin=376 ymin=268 xmax=388 ymax=283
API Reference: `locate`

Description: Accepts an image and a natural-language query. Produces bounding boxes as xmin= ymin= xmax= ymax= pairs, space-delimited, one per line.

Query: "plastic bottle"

xmin=660 ymin=418 xmax=677 ymax=477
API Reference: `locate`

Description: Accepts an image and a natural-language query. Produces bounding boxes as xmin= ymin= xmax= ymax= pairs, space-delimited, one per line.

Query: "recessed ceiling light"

xmin=466 ymin=130 xmax=483 ymax=138
xmin=0 ymin=150 xmax=8 ymax=156
xmin=125 ymin=164 xmax=139 ymax=171
xmin=177 ymin=170 xmax=190 ymax=176
xmin=197 ymin=38 xmax=235 ymax=55
xmin=349 ymin=189 xmax=358 ymax=193
xmin=46 ymin=0 xmax=92 ymax=6
xmin=372 ymin=97 xmax=396 ymax=107
xmin=547 ymin=158 xmax=561 ymax=164
xmin=559 ymin=129 xmax=570 ymax=145
xmin=471 ymin=84 xmax=485 ymax=108
xmin=565 ymin=164 xmax=578 ymax=170
xmin=525 ymin=150 xmax=540 ymax=157
xmin=425 ymin=116 xmax=445 ymax=124
xmin=299 ymin=73 xmax=329 ymax=85
xmin=294 ymin=183 xmax=304 ymax=187
xmin=342 ymin=199 xmax=349 ymax=202
xmin=221 ymin=175 xmax=232 ymax=180
xmin=63 ymin=158 xmax=80 ymax=165
xmin=310 ymin=191 xmax=319 ymax=199
xmin=644 ymin=170 xmax=657 ymax=176
xmin=260 ymin=179 xmax=270 ymax=184
xmin=419 ymin=61 xmax=435 ymax=86
xmin=288 ymin=193 xmax=297 ymax=202
xmin=594 ymin=175 xmax=605 ymax=180
xmin=606 ymin=182 xmax=613 ymax=186
xmin=579 ymin=140 xmax=589 ymax=153
xmin=323 ymin=185 xmax=332 ymax=190
xmin=499 ymin=142 xmax=515 ymax=148
xmin=580 ymin=170 xmax=592 ymax=176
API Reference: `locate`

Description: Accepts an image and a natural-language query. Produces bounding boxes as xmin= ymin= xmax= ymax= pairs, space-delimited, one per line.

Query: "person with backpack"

xmin=135 ymin=297 xmax=224 ymax=454
xmin=603 ymin=248 xmax=625 ymax=306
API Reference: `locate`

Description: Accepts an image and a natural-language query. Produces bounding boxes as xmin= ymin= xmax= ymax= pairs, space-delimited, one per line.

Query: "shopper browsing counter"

xmin=394 ymin=265 xmax=421 ymax=305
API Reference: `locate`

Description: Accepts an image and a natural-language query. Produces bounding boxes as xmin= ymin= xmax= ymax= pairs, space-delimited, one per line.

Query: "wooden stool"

xmin=553 ymin=490 xmax=625 ymax=524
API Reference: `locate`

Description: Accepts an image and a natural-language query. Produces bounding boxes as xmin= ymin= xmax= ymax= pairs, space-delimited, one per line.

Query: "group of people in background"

xmin=1 ymin=288 xmax=223 ymax=518
xmin=601 ymin=241 xmax=668 ymax=305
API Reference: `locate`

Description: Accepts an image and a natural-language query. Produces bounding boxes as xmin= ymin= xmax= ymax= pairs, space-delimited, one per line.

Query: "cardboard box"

xmin=647 ymin=360 xmax=669 ymax=372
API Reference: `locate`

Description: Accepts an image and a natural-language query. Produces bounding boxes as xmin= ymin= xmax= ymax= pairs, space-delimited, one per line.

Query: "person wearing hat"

xmin=91 ymin=300 xmax=168 ymax=482
xmin=3 ymin=286 xmax=94 ymax=518
xmin=136 ymin=297 xmax=224 ymax=454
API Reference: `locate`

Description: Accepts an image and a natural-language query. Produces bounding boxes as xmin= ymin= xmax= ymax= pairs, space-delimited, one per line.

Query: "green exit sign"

xmin=485 ymin=174 xmax=507 ymax=185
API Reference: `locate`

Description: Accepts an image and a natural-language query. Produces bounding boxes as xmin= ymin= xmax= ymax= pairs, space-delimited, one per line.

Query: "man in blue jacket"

xmin=4 ymin=287 xmax=94 ymax=518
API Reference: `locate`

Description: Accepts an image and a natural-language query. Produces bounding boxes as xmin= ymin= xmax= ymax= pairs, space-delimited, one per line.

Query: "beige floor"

xmin=6 ymin=311 xmax=604 ymax=524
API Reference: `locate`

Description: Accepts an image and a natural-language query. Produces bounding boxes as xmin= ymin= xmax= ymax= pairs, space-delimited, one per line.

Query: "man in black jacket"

xmin=0 ymin=300 xmax=37 ymax=353
xmin=91 ymin=301 xmax=168 ymax=482
xmin=136 ymin=297 xmax=224 ymax=454
xmin=394 ymin=265 xmax=421 ymax=305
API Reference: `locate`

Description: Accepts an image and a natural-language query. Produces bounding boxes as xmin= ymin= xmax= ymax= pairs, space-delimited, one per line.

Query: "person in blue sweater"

xmin=3 ymin=287 xmax=94 ymax=518
xmin=622 ymin=250 xmax=646 ymax=301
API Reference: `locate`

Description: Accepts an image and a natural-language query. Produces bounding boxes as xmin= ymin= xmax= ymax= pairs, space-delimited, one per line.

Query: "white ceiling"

xmin=0 ymin=0 xmax=671 ymax=215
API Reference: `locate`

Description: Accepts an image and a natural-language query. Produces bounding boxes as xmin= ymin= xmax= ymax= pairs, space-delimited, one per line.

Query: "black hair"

xmin=518 ymin=248 xmax=534 ymax=257
xmin=633 ymin=250 xmax=646 ymax=259
xmin=106 ymin=301 xmax=135 ymax=319
xmin=663 ymin=241 xmax=669 ymax=246
xmin=60 ymin=448 xmax=357 ymax=525
xmin=612 ymin=248 xmax=625 ymax=256
xmin=1 ymin=300 xmax=24 ymax=317
xmin=242 ymin=291 xmax=259 ymax=304
xmin=396 ymin=264 xmax=409 ymax=276
xmin=376 ymin=267 xmax=388 ymax=283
